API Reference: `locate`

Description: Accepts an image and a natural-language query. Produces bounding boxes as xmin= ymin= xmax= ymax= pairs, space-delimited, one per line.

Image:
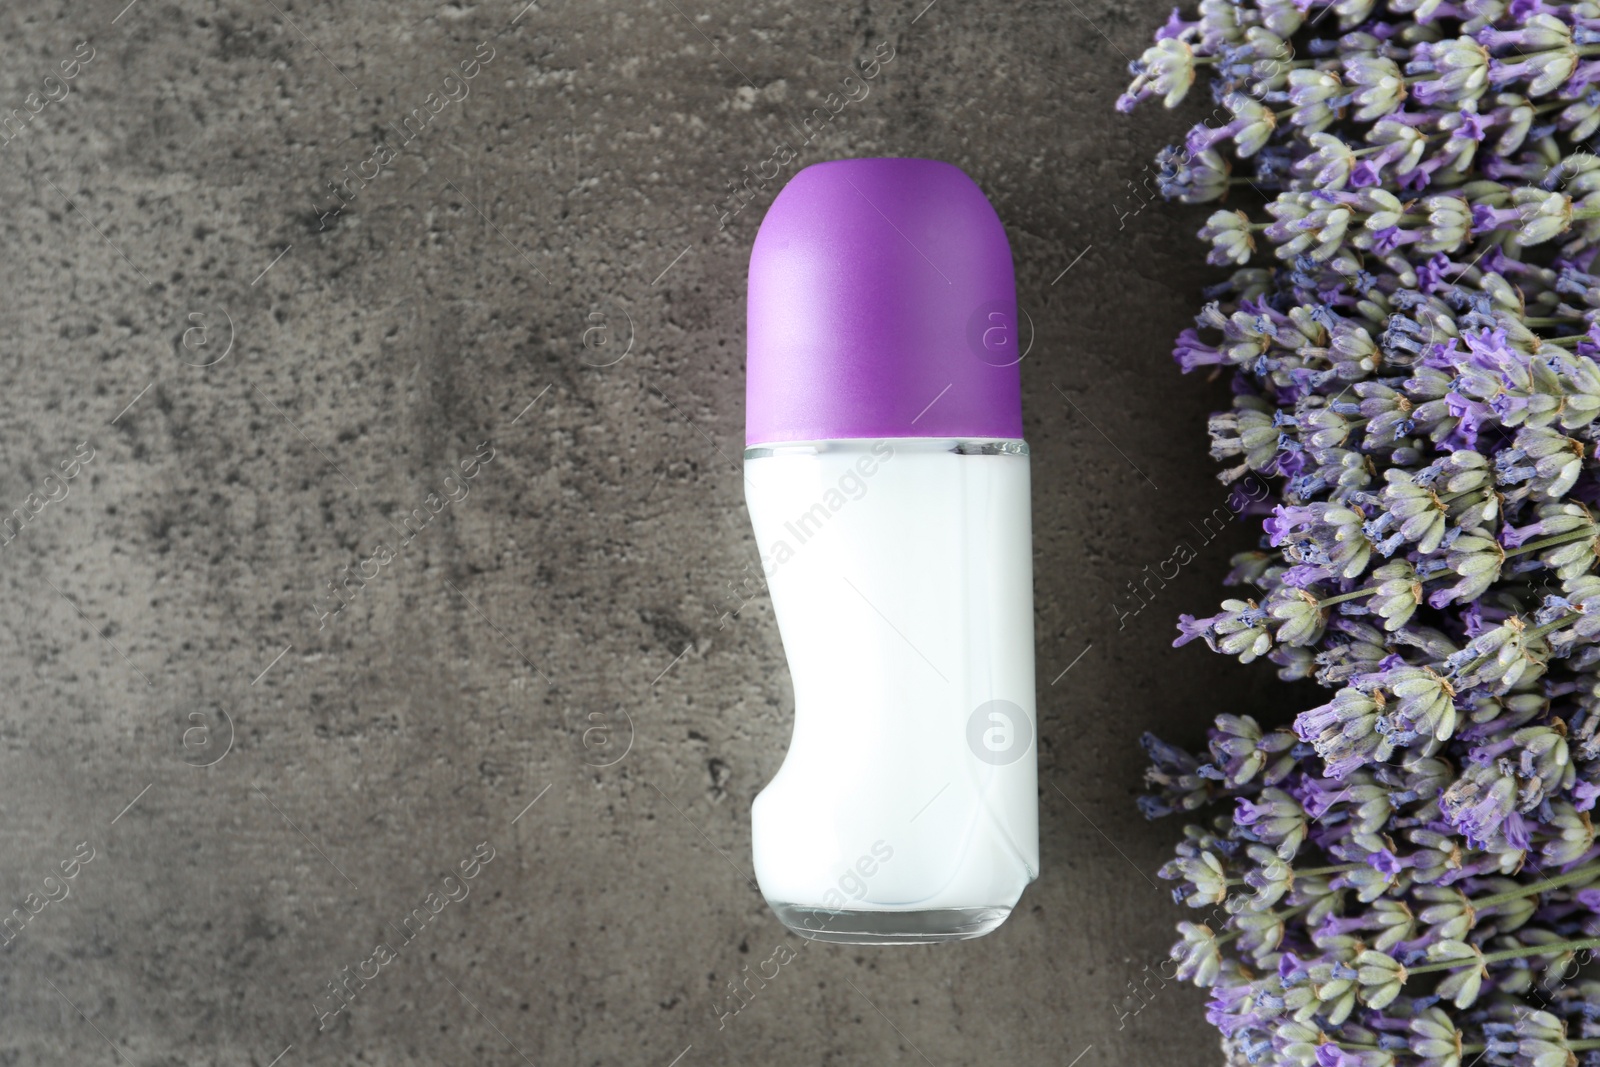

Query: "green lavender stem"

xmin=1408 ymin=935 xmax=1600 ymax=975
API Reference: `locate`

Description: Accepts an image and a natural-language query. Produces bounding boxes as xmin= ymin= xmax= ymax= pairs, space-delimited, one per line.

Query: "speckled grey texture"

xmin=0 ymin=1 xmax=1297 ymax=1064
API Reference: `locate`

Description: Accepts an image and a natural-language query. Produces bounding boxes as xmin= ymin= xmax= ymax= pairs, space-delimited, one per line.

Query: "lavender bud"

xmin=1119 ymin=38 xmax=1200 ymax=111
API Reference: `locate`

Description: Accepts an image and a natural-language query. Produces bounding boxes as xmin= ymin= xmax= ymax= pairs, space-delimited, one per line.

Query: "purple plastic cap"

xmin=746 ymin=157 xmax=1022 ymax=446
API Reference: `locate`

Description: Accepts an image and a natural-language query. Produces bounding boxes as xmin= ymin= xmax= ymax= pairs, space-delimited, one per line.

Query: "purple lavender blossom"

xmin=1121 ymin=0 xmax=1600 ymax=1051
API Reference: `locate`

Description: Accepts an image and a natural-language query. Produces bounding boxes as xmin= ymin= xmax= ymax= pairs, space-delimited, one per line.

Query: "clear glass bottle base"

xmin=769 ymin=903 xmax=1013 ymax=944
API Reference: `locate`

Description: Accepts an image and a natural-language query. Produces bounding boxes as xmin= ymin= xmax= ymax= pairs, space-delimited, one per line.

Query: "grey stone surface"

xmin=0 ymin=0 xmax=1301 ymax=1064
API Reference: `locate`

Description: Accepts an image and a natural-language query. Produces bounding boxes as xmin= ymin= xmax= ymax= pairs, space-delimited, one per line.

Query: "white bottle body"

xmin=744 ymin=438 xmax=1038 ymax=943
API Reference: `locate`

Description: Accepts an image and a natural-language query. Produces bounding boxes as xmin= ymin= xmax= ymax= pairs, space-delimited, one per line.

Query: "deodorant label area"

xmin=745 ymin=439 xmax=1039 ymax=916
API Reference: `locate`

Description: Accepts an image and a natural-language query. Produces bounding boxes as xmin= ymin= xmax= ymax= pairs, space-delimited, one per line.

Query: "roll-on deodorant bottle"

xmin=744 ymin=157 xmax=1038 ymax=944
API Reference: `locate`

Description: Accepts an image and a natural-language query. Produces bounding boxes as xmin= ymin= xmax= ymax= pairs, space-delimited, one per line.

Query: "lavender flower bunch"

xmin=1120 ymin=0 xmax=1600 ymax=1061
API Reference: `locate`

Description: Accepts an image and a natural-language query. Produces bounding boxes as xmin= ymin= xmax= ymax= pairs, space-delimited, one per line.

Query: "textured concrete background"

xmin=0 ymin=0 xmax=1301 ymax=1064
